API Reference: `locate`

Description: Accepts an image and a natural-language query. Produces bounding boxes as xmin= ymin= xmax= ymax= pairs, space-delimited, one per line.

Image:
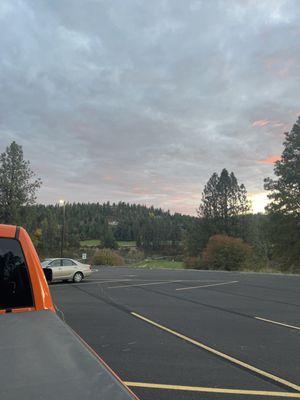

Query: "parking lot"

xmin=50 ymin=267 xmax=300 ymax=400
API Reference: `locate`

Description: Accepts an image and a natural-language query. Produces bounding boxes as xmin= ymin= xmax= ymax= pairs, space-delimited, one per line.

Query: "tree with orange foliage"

xmin=203 ymin=234 xmax=252 ymax=271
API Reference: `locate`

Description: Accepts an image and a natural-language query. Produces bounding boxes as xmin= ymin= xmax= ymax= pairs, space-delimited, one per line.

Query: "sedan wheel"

xmin=73 ymin=272 xmax=83 ymax=283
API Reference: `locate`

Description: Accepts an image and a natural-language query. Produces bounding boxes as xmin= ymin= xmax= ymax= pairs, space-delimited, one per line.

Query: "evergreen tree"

xmin=183 ymin=218 xmax=211 ymax=256
xmin=264 ymin=117 xmax=300 ymax=216
xmin=264 ymin=117 xmax=300 ymax=268
xmin=101 ymin=220 xmax=117 ymax=249
xmin=199 ymin=168 xmax=251 ymax=235
xmin=0 ymin=141 xmax=41 ymax=223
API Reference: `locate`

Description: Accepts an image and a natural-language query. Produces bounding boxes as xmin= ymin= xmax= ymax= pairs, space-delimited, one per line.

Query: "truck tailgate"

xmin=0 ymin=310 xmax=136 ymax=400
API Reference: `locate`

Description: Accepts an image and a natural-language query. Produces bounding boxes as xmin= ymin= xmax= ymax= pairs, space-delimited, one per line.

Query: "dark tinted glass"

xmin=0 ymin=238 xmax=33 ymax=310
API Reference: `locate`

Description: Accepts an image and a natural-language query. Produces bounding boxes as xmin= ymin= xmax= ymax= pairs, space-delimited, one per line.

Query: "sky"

xmin=0 ymin=0 xmax=299 ymax=215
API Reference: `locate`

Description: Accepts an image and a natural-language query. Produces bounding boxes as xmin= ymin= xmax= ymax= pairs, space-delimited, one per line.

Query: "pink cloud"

xmin=252 ymin=119 xmax=270 ymax=127
xmin=132 ymin=186 xmax=151 ymax=195
xmin=258 ymin=155 xmax=281 ymax=164
xmin=252 ymin=119 xmax=289 ymax=132
xmin=168 ymin=194 xmax=189 ymax=202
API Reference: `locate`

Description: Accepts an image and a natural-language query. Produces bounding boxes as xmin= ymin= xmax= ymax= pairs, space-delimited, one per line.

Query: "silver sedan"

xmin=41 ymin=258 xmax=92 ymax=283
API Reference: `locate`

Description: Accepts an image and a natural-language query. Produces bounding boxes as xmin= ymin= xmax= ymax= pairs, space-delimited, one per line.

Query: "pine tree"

xmin=264 ymin=117 xmax=300 ymax=268
xmin=0 ymin=141 xmax=41 ymax=223
xmin=264 ymin=117 xmax=300 ymax=216
xmin=101 ymin=220 xmax=117 ymax=249
xmin=199 ymin=169 xmax=251 ymax=235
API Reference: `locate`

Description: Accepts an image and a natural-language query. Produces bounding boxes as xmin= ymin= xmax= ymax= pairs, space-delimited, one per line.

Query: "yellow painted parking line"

xmin=176 ymin=280 xmax=238 ymax=291
xmin=131 ymin=312 xmax=300 ymax=392
xmin=108 ymin=280 xmax=182 ymax=289
xmin=255 ymin=317 xmax=300 ymax=331
xmin=124 ymin=382 xmax=300 ymax=398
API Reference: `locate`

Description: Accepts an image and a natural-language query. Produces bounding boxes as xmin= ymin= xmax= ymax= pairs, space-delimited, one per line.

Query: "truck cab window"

xmin=0 ymin=238 xmax=33 ymax=310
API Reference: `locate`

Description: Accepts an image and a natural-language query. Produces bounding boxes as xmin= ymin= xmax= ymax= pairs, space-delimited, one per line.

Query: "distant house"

xmin=108 ymin=220 xmax=118 ymax=226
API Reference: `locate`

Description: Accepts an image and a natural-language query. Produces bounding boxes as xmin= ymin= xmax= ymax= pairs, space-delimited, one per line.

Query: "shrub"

xmin=184 ymin=256 xmax=204 ymax=269
xmin=126 ymin=248 xmax=145 ymax=262
xmin=202 ymin=234 xmax=252 ymax=271
xmin=92 ymin=249 xmax=124 ymax=266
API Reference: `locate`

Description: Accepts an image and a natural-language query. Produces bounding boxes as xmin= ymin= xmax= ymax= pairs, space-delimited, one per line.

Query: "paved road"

xmin=50 ymin=267 xmax=300 ymax=400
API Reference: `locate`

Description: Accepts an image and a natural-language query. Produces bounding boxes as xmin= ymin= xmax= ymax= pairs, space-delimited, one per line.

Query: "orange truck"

xmin=0 ymin=224 xmax=138 ymax=400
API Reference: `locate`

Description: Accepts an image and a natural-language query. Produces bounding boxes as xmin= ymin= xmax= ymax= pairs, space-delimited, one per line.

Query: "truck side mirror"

xmin=43 ymin=268 xmax=52 ymax=282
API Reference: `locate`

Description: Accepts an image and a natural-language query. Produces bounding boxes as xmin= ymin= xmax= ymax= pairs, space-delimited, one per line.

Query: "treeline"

xmin=19 ymin=202 xmax=194 ymax=256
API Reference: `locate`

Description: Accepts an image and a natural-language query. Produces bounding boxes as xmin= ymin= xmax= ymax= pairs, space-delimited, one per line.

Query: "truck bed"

xmin=0 ymin=310 xmax=136 ymax=400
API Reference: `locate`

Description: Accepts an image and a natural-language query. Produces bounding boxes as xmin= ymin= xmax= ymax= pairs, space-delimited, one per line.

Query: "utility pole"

xmin=59 ymin=199 xmax=66 ymax=258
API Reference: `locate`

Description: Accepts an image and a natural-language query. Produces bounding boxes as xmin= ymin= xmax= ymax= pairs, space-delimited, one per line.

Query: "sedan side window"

xmin=49 ymin=259 xmax=61 ymax=267
xmin=62 ymin=259 xmax=76 ymax=266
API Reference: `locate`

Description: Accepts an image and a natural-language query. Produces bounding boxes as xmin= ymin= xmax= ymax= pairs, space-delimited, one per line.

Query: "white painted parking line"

xmin=176 ymin=280 xmax=239 ymax=291
xmin=108 ymin=280 xmax=182 ymax=289
xmin=87 ymin=278 xmax=131 ymax=282
xmin=50 ymin=278 xmax=224 ymax=289
xmin=255 ymin=316 xmax=300 ymax=331
xmin=51 ymin=279 xmax=133 ymax=288
xmin=89 ymin=276 xmax=224 ymax=282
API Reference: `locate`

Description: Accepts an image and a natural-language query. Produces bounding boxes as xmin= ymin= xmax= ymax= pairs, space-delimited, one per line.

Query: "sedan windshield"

xmin=41 ymin=260 xmax=51 ymax=267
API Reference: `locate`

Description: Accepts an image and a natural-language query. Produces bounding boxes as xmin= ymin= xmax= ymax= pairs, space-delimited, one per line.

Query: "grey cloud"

xmin=0 ymin=0 xmax=299 ymax=213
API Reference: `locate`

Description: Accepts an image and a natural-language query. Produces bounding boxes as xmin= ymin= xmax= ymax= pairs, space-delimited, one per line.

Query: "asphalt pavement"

xmin=50 ymin=267 xmax=300 ymax=400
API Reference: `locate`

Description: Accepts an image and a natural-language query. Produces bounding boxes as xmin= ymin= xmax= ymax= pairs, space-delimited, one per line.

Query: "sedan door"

xmin=61 ymin=259 xmax=78 ymax=279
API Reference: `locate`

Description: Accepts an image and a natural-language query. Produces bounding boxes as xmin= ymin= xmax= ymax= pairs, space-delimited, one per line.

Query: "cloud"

xmin=0 ymin=0 xmax=299 ymax=214
xmin=258 ymin=155 xmax=281 ymax=164
xmin=252 ymin=120 xmax=271 ymax=127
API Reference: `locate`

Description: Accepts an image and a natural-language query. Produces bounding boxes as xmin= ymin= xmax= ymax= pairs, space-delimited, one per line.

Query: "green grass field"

xmin=117 ymin=241 xmax=136 ymax=247
xmin=80 ymin=239 xmax=101 ymax=247
xmin=135 ymin=259 xmax=184 ymax=269
xmin=80 ymin=239 xmax=136 ymax=248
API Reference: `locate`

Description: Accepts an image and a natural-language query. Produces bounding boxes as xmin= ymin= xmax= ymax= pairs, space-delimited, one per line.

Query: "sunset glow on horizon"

xmin=249 ymin=192 xmax=269 ymax=214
